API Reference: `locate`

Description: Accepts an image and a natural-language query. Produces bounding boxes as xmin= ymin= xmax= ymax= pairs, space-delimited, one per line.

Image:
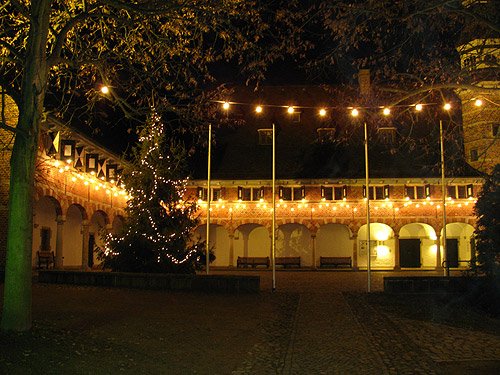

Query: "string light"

xmin=474 ymin=98 xmax=483 ymax=107
xmin=211 ymin=99 xmax=449 ymax=115
xmin=100 ymin=85 xmax=110 ymax=94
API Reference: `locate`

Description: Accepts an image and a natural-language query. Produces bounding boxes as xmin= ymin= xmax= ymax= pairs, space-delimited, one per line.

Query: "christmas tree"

xmin=100 ymin=110 xmax=210 ymax=273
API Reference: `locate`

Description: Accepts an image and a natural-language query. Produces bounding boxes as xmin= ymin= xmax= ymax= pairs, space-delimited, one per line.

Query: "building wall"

xmin=0 ymin=89 xmax=19 ymax=270
xmin=0 ymin=90 xmax=128 ymax=271
xmin=189 ymin=179 xmax=479 ymax=270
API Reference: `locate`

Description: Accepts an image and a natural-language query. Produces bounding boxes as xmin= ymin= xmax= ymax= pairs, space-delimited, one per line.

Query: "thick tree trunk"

xmin=1 ymin=1 xmax=51 ymax=332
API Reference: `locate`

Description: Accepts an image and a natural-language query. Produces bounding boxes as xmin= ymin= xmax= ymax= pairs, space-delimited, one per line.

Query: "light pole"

xmin=272 ymin=123 xmax=276 ymax=291
xmin=364 ymin=122 xmax=371 ymax=292
xmin=440 ymin=120 xmax=449 ymax=277
xmin=206 ymin=123 xmax=212 ymax=275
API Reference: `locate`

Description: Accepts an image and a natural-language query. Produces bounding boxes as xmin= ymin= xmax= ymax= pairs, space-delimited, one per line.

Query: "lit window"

xmin=238 ymin=187 xmax=264 ymax=201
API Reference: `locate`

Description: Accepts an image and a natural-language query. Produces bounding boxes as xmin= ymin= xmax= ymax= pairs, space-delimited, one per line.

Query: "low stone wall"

xmin=38 ymin=271 xmax=260 ymax=293
xmin=384 ymin=276 xmax=483 ymax=294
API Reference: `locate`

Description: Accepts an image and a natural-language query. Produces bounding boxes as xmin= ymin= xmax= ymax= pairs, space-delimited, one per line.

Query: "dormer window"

xmin=258 ymin=129 xmax=273 ymax=145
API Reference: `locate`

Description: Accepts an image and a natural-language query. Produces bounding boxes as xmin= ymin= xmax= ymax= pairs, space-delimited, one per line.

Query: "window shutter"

xmin=384 ymin=185 xmax=390 ymax=199
xmin=466 ymin=184 xmax=473 ymax=198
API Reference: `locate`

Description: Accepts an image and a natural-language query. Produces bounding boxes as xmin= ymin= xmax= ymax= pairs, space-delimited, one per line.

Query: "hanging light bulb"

xmin=382 ymin=107 xmax=391 ymax=116
xmin=222 ymin=101 xmax=230 ymax=110
xmin=351 ymin=108 xmax=359 ymax=117
xmin=255 ymin=105 xmax=263 ymax=113
xmin=415 ymin=104 xmax=423 ymax=111
xmin=319 ymin=108 xmax=327 ymax=117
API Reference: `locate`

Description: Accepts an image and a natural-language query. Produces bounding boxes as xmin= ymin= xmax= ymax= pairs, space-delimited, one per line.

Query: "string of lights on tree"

xmin=103 ymin=109 xmax=202 ymax=265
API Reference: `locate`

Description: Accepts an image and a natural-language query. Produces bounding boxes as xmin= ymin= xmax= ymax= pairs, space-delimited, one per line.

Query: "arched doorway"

xmin=276 ymin=223 xmax=311 ymax=266
xmin=194 ymin=224 xmax=231 ymax=267
xmin=64 ymin=204 xmax=87 ymax=268
xmin=89 ymin=210 xmax=109 ymax=268
xmin=33 ymin=196 xmax=61 ymax=267
xmin=399 ymin=223 xmax=437 ymax=268
xmin=111 ymin=215 xmax=125 ymax=236
xmin=358 ymin=223 xmax=395 ymax=269
xmin=234 ymin=224 xmax=270 ymax=262
xmin=442 ymin=223 xmax=475 ymax=268
xmin=316 ymin=223 xmax=352 ymax=267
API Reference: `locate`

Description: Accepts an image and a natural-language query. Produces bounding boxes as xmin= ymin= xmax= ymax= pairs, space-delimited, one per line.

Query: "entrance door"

xmin=446 ymin=238 xmax=459 ymax=268
xmin=399 ymin=239 xmax=421 ymax=268
xmin=88 ymin=234 xmax=95 ymax=268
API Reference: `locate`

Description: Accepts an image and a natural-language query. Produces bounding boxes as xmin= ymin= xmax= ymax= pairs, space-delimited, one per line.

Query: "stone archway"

xmin=358 ymin=223 xmax=395 ymax=269
xmin=194 ymin=224 xmax=231 ymax=267
xmin=277 ymin=223 xmax=312 ymax=266
xmin=89 ymin=210 xmax=109 ymax=268
xmin=442 ymin=222 xmax=475 ymax=268
xmin=63 ymin=203 xmax=87 ymax=268
xmin=399 ymin=223 xmax=437 ymax=268
xmin=316 ymin=223 xmax=352 ymax=262
xmin=33 ymin=195 xmax=62 ymax=267
xmin=234 ymin=223 xmax=270 ymax=260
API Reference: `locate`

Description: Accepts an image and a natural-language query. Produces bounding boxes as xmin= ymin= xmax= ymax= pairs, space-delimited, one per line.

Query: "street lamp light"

xmin=351 ymin=108 xmax=371 ymax=292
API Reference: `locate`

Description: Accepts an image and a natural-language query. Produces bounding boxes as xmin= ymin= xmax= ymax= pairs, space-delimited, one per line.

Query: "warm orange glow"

xmin=100 ymin=85 xmax=110 ymax=94
xmin=222 ymin=102 xmax=230 ymax=110
xmin=351 ymin=108 xmax=359 ymax=117
xmin=255 ymin=105 xmax=263 ymax=113
xmin=474 ymin=98 xmax=483 ymax=107
xmin=443 ymin=103 xmax=451 ymax=111
xmin=382 ymin=107 xmax=391 ymax=116
xmin=415 ymin=104 xmax=423 ymax=111
xmin=287 ymin=106 xmax=295 ymax=114
xmin=319 ymin=108 xmax=327 ymax=117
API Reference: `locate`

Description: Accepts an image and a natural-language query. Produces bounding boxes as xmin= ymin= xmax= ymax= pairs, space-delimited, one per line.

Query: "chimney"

xmin=358 ymin=69 xmax=371 ymax=97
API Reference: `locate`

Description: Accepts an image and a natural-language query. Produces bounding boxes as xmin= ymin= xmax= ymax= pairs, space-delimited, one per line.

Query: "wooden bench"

xmin=37 ymin=251 xmax=55 ymax=269
xmin=275 ymin=257 xmax=301 ymax=268
xmin=320 ymin=256 xmax=352 ymax=268
xmin=237 ymin=256 xmax=270 ymax=268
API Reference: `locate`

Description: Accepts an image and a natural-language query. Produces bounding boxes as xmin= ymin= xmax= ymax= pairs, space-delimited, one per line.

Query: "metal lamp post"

xmin=206 ymin=123 xmax=212 ymax=275
xmin=364 ymin=122 xmax=371 ymax=292
xmin=440 ymin=120 xmax=448 ymax=277
xmin=272 ymin=123 xmax=276 ymax=291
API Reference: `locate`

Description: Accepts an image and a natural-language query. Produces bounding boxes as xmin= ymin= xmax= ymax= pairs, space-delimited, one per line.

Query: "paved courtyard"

xmin=1 ymin=270 xmax=499 ymax=374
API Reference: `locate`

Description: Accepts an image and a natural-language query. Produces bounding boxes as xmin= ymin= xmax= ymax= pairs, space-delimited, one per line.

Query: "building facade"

xmin=188 ymin=178 xmax=478 ymax=270
xmin=0 ymin=93 xmax=128 ymax=271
